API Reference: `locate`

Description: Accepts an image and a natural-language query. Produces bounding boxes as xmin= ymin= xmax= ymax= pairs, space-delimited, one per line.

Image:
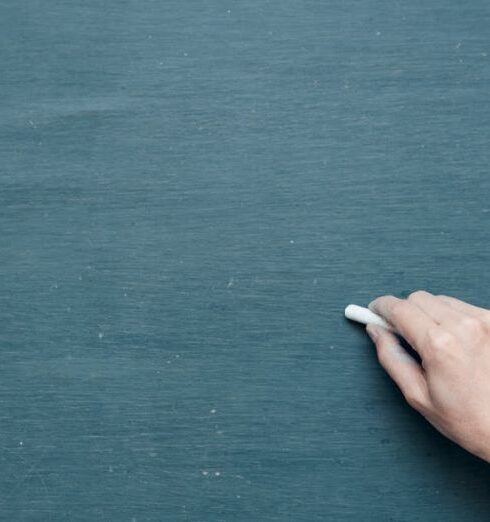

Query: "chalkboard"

xmin=2 ymin=1 xmax=490 ymax=520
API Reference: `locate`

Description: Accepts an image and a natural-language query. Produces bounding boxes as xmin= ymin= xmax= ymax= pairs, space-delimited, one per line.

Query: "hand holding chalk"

xmin=344 ymin=304 xmax=395 ymax=332
xmin=350 ymin=291 xmax=490 ymax=464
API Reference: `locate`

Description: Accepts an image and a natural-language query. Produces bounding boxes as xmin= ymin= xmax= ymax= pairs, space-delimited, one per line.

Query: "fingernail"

xmin=368 ymin=299 xmax=378 ymax=312
xmin=366 ymin=325 xmax=379 ymax=342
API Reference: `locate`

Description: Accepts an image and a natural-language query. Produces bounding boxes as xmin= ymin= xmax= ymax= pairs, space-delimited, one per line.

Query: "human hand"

xmin=366 ymin=291 xmax=490 ymax=462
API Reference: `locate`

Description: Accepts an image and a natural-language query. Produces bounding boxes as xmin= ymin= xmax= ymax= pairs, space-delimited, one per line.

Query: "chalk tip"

xmin=344 ymin=304 xmax=362 ymax=318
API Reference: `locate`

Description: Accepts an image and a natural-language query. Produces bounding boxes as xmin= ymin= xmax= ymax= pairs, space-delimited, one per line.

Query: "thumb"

xmin=366 ymin=324 xmax=430 ymax=412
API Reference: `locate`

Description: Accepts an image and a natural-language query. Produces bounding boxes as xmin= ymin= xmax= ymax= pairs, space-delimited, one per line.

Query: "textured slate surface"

xmin=1 ymin=1 xmax=490 ymax=520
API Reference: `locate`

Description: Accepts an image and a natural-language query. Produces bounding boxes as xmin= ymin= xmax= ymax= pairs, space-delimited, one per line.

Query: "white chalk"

xmin=344 ymin=304 xmax=395 ymax=332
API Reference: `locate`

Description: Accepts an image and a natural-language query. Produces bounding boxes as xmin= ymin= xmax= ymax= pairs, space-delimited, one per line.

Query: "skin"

xmin=366 ymin=291 xmax=490 ymax=462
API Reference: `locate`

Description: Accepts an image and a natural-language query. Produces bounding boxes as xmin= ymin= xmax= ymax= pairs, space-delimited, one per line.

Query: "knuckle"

xmin=459 ymin=316 xmax=484 ymax=334
xmin=408 ymin=290 xmax=427 ymax=303
xmin=404 ymin=388 xmax=425 ymax=411
xmin=390 ymin=300 xmax=407 ymax=318
xmin=426 ymin=328 xmax=455 ymax=352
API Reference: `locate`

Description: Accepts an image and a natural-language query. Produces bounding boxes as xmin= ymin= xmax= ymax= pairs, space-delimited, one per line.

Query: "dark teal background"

xmin=2 ymin=1 xmax=490 ymax=520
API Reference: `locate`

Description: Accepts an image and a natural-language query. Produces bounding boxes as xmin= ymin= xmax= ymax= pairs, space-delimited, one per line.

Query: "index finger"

xmin=368 ymin=295 xmax=437 ymax=357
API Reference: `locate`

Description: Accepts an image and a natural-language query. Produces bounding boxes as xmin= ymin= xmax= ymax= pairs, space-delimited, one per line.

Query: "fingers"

xmin=368 ymin=295 xmax=436 ymax=356
xmin=406 ymin=290 xmax=465 ymax=326
xmin=437 ymin=295 xmax=490 ymax=323
xmin=408 ymin=292 xmax=490 ymax=341
xmin=366 ymin=324 xmax=430 ymax=412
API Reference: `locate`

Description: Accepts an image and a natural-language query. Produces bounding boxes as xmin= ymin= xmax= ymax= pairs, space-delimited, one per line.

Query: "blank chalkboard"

xmin=2 ymin=1 xmax=490 ymax=520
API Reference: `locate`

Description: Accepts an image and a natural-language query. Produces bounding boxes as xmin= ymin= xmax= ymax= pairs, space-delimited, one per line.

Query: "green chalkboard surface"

xmin=2 ymin=1 xmax=490 ymax=520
